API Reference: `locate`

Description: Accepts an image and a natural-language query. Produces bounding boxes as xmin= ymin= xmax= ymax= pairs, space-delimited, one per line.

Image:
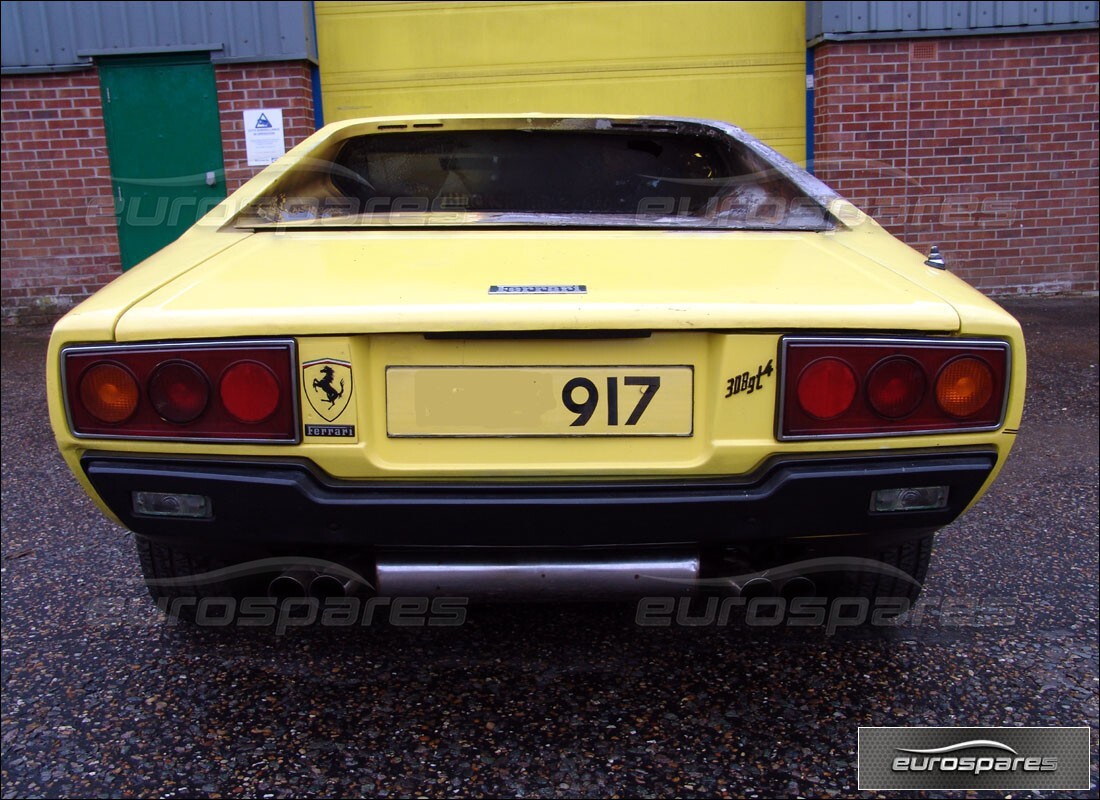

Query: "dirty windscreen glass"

xmin=240 ymin=128 xmax=832 ymax=229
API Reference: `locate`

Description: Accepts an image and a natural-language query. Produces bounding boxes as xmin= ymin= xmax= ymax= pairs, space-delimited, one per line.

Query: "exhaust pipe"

xmin=375 ymin=554 xmax=699 ymax=600
xmin=726 ymin=573 xmax=816 ymax=600
xmin=734 ymin=577 xmax=776 ymax=599
xmin=267 ymin=568 xmax=319 ymax=600
xmin=308 ymin=570 xmax=365 ymax=600
xmin=268 ymin=561 xmax=373 ymax=600
xmin=779 ymin=576 xmax=817 ymax=600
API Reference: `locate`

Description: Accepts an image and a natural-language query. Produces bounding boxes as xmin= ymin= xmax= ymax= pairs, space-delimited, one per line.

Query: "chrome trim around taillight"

xmin=60 ymin=339 xmax=300 ymax=444
xmin=775 ymin=336 xmax=1012 ymax=441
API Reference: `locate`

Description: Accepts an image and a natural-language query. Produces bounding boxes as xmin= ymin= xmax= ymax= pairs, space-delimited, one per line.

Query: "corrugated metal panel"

xmin=807 ymin=1 xmax=1099 ymax=43
xmin=316 ymin=1 xmax=808 ymax=164
xmin=1 ymin=0 xmax=317 ymax=73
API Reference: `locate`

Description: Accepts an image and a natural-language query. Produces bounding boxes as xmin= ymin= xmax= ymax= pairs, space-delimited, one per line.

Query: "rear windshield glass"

xmin=336 ymin=130 xmax=734 ymax=214
xmin=238 ymin=127 xmax=832 ymax=230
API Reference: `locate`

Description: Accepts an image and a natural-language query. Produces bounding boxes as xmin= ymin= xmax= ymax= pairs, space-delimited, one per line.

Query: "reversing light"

xmin=133 ymin=491 xmax=212 ymax=519
xmin=872 ymin=486 xmax=949 ymax=512
xmin=796 ymin=357 xmax=857 ymax=420
xmin=80 ymin=362 xmax=140 ymax=423
xmin=220 ymin=361 xmax=280 ymax=423
xmin=866 ymin=357 xmax=926 ymax=419
xmin=935 ymin=357 xmax=994 ymax=418
xmin=148 ymin=361 xmax=209 ymax=423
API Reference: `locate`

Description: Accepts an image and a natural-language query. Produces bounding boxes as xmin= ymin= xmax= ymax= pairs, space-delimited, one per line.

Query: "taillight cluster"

xmin=780 ymin=337 xmax=1009 ymax=439
xmin=63 ymin=341 xmax=298 ymax=442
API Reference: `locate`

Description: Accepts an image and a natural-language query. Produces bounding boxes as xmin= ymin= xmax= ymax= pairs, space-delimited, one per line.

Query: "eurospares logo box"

xmin=858 ymin=727 xmax=1091 ymax=791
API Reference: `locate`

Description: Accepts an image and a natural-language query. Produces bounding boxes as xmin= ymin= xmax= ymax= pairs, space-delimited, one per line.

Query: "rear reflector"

xmin=63 ymin=340 xmax=298 ymax=442
xmin=780 ymin=337 xmax=1009 ymax=439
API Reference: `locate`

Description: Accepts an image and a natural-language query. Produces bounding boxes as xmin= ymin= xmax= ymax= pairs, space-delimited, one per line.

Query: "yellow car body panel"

xmin=108 ymin=229 xmax=962 ymax=339
xmin=46 ymin=115 xmax=1025 ymax=604
xmin=48 ymin=115 xmax=1025 ymax=481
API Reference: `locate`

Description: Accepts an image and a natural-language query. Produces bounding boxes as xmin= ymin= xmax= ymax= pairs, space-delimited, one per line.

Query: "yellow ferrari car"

xmin=47 ymin=115 xmax=1025 ymax=617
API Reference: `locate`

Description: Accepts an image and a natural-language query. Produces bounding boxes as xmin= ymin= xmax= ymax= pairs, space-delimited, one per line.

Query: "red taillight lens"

xmin=63 ymin=341 xmax=297 ymax=441
xmin=220 ymin=361 xmax=280 ymax=424
xmin=866 ymin=357 xmax=926 ymax=419
xmin=796 ymin=358 xmax=857 ymax=420
xmin=148 ymin=361 xmax=209 ymax=423
xmin=79 ymin=362 xmax=139 ymax=424
xmin=936 ymin=356 xmax=994 ymax=418
xmin=780 ymin=338 xmax=1009 ymax=439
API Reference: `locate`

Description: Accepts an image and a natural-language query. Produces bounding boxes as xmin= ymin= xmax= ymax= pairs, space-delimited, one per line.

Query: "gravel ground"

xmin=2 ymin=296 xmax=1097 ymax=798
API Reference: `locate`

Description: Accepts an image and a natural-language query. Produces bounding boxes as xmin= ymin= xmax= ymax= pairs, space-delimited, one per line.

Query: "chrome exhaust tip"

xmin=736 ymin=577 xmax=776 ymax=600
xmin=267 ymin=569 xmax=319 ymax=601
xmin=779 ymin=576 xmax=816 ymax=600
xmin=308 ymin=571 xmax=365 ymax=600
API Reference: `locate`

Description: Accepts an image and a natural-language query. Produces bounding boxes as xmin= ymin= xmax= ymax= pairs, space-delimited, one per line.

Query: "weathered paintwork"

xmin=47 ymin=115 xmax=1026 ymax=525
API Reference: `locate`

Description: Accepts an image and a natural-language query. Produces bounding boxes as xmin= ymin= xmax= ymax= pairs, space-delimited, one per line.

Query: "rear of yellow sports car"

xmin=46 ymin=116 xmax=1025 ymax=613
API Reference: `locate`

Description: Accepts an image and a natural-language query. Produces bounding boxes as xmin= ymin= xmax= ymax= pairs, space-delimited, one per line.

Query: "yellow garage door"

xmin=316 ymin=1 xmax=806 ymax=163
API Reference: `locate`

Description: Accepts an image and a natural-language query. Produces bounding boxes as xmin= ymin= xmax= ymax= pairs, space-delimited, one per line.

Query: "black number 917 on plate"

xmin=386 ymin=366 xmax=694 ymax=437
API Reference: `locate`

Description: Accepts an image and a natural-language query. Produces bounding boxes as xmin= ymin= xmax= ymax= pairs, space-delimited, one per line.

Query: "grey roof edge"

xmin=1 ymin=51 xmax=316 ymax=75
xmin=2 ymin=1 xmax=317 ymax=73
xmin=808 ymin=20 xmax=1100 ymax=47
xmin=76 ymin=43 xmax=224 ymax=58
xmin=212 ymin=52 xmax=317 ymax=66
xmin=1 ymin=63 xmax=91 ymax=75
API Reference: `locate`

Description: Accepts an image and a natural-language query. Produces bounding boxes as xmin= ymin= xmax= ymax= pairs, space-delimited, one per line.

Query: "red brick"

xmin=3 ymin=61 xmax=315 ymax=323
xmin=814 ymin=29 xmax=1098 ymax=294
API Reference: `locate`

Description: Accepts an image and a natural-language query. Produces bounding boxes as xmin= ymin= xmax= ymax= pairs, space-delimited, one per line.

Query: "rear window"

xmin=334 ymin=130 xmax=734 ymax=215
xmin=236 ymin=122 xmax=834 ymax=230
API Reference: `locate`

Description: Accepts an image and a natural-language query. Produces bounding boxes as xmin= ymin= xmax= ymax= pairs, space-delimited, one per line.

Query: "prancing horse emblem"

xmin=303 ymin=358 xmax=353 ymax=421
xmin=313 ymin=366 xmax=344 ymax=407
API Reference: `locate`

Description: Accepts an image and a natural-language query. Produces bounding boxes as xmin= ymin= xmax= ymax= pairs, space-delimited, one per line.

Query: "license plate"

xmin=386 ymin=366 xmax=693 ymax=437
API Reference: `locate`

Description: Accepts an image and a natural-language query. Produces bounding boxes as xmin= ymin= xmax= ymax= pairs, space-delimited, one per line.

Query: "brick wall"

xmin=813 ymin=31 xmax=1099 ymax=295
xmin=215 ymin=63 xmax=315 ymax=194
xmin=3 ymin=34 xmax=1097 ymax=325
xmin=1 ymin=61 xmax=315 ymax=326
xmin=1 ymin=72 xmax=119 ymax=325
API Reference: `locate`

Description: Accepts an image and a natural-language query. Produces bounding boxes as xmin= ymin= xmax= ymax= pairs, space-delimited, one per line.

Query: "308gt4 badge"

xmin=725 ymin=359 xmax=774 ymax=398
xmin=303 ymin=358 xmax=353 ymax=421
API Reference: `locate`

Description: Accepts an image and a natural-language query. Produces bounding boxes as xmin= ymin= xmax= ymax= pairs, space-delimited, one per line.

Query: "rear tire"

xmin=135 ymin=537 xmax=259 ymax=620
xmin=793 ymin=533 xmax=934 ymax=626
xmin=839 ymin=533 xmax=933 ymax=607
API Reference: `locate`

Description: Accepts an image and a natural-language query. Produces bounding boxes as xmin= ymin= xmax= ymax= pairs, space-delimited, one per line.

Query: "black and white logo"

xmin=858 ymin=727 xmax=1090 ymax=790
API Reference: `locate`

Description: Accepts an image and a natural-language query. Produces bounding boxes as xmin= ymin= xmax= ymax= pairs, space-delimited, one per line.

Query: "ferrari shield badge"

xmin=303 ymin=358 xmax=353 ymax=421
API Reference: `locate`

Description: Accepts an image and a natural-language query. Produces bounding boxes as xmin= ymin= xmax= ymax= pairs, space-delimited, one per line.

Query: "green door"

xmin=98 ymin=53 xmax=226 ymax=270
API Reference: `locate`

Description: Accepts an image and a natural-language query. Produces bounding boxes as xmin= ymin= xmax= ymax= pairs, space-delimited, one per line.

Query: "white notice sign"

xmin=243 ymin=108 xmax=286 ymax=166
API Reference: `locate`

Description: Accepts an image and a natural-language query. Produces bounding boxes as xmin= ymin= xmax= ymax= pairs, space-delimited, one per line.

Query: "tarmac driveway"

xmin=1 ymin=296 xmax=1097 ymax=797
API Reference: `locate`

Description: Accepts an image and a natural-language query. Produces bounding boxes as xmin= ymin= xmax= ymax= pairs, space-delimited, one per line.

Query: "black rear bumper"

xmin=81 ymin=449 xmax=997 ymax=549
